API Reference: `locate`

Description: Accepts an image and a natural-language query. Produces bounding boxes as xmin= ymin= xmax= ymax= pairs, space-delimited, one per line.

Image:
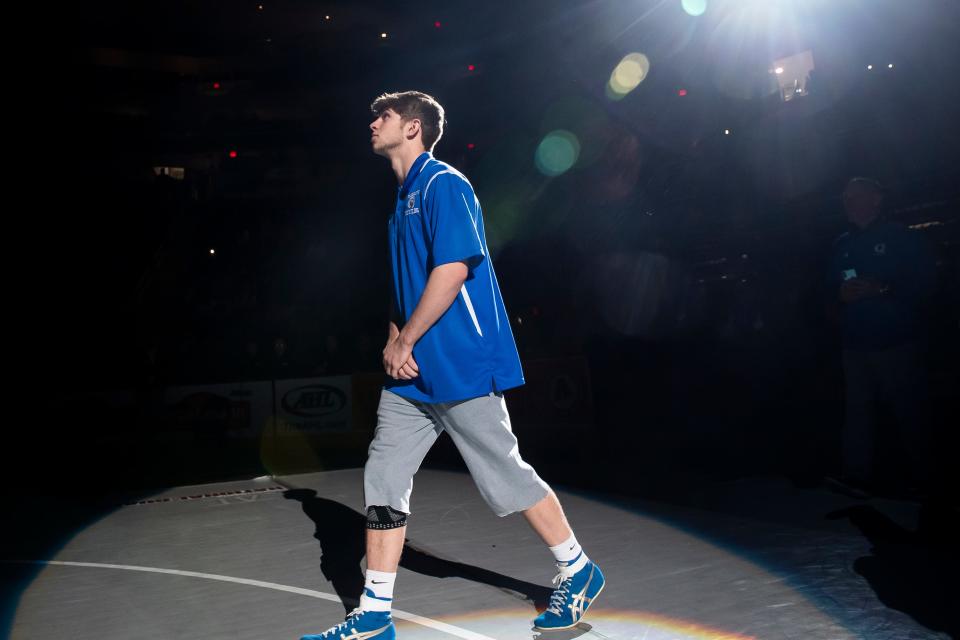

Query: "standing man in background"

xmin=827 ymin=177 xmax=938 ymax=497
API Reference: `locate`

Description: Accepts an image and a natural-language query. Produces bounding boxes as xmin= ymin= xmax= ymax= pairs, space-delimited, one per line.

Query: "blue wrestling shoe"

xmin=533 ymin=559 xmax=605 ymax=631
xmin=300 ymin=607 xmax=396 ymax=640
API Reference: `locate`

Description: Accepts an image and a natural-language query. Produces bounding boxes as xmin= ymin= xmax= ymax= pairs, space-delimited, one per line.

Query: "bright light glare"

xmin=681 ymin=0 xmax=707 ymax=17
xmin=535 ymin=130 xmax=581 ymax=177
xmin=607 ymin=53 xmax=650 ymax=100
xmin=775 ymin=67 xmax=784 ymax=74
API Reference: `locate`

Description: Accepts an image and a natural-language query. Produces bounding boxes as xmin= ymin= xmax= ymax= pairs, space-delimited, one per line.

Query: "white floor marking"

xmin=27 ymin=560 xmax=499 ymax=640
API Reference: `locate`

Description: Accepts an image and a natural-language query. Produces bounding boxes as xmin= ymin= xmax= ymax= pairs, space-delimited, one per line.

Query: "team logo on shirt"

xmin=873 ymin=242 xmax=886 ymax=256
xmin=405 ymin=190 xmax=420 ymax=216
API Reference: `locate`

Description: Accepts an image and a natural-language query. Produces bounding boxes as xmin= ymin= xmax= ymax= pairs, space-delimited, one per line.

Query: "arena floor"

xmin=3 ymin=468 xmax=954 ymax=639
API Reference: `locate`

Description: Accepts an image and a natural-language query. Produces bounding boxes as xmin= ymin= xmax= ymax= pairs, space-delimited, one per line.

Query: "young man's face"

xmin=369 ymin=108 xmax=410 ymax=157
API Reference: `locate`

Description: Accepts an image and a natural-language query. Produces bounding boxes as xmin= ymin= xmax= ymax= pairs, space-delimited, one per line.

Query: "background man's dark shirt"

xmin=828 ymin=220 xmax=937 ymax=350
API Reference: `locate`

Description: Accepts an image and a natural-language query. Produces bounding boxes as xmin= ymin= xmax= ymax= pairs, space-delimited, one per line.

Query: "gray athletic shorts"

xmin=363 ymin=388 xmax=551 ymax=518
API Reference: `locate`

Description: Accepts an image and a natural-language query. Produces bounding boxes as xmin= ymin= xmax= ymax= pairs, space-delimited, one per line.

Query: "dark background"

xmin=16 ymin=0 xmax=959 ymax=502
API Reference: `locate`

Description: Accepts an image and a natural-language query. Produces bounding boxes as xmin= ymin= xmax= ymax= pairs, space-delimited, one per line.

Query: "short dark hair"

xmin=370 ymin=91 xmax=446 ymax=152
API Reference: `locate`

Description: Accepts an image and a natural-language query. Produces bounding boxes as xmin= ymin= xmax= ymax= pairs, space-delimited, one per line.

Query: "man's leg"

xmin=841 ymin=348 xmax=878 ymax=488
xmin=519 ymin=490 xmax=588 ymax=575
xmin=428 ymin=392 xmax=604 ymax=630
xmin=366 ymin=526 xmax=406 ymax=572
xmin=875 ymin=341 xmax=934 ymax=492
xmin=359 ymin=388 xmax=441 ymax=612
xmin=357 ymin=506 xmax=409 ymax=614
xmin=299 ymin=390 xmax=438 ymax=640
xmin=299 ymin=525 xmax=407 ymax=640
xmin=521 ymin=489 xmax=572 ymax=547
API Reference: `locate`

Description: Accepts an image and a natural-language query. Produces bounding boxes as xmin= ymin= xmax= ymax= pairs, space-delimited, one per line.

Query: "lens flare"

xmin=607 ymin=53 xmax=650 ymax=100
xmin=540 ymin=96 xmax=614 ymax=168
xmin=534 ymin=130 xmax=580 ymax=177
xmin=419 ymin=608 xmax=760 ymax=639
xmin=681 ymin=0 xmax=707 ymax=17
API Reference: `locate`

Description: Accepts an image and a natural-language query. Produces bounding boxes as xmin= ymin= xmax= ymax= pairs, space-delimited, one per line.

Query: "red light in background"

xmin=434 ymin=20 xmax=442 ymax=28
xmin=677 ymin=88 xmax=687 ymax=96
xmin=467 ymin=64 xmax=475 ymax=71
xmin=228 ymin=150 xmax=238 ymax=158
xmin=467 ymin=143 xmax=475 ymax=150
xmin=213 ymin=82 xmax=221 ymax=90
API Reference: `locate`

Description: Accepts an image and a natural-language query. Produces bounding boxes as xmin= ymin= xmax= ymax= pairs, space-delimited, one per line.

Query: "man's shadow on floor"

xmin=827 ymin=503 xmax=959 ymax=638
xmin=284 ymin=489 xmax=553 ymax=615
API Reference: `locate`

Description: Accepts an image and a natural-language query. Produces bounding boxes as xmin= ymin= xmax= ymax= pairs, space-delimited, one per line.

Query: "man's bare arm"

xmin=399 ymin=261 xmax=470 ymax=348
xmin=382 ymin=260 xmax=469 ymax=379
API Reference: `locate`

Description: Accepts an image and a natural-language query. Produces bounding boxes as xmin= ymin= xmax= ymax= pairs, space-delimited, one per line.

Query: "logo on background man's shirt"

xmin=405 ymin=190 xmax=420 ymax=216
xmin=873 ymin=242 xmax=886 ymax=256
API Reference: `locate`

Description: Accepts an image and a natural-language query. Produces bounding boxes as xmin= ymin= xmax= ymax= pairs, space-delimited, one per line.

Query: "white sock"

xmin=549 ymin=532 xmax=588 ymax=575
xmin=359 ymin=569 xmax=395 ymax=612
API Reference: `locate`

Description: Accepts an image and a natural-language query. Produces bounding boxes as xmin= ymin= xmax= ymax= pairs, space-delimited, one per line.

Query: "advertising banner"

xmin=273 ymin=375 xmax=352 ymax=433
xmin=164 ymin=381 xmax=273 ymax=438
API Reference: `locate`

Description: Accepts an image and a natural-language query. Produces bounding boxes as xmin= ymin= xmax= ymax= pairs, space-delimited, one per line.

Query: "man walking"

xmin=299 ymin=91 xmax=604 ymax=639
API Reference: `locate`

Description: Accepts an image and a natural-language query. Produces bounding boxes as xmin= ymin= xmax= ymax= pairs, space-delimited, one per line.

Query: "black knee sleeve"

xmin=366 ymin=505 xmax=408 ymax=530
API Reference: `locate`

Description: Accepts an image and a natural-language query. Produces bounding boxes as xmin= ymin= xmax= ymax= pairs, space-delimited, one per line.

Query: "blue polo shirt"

xmin=384 ymin=151 xmax=525 ymax=403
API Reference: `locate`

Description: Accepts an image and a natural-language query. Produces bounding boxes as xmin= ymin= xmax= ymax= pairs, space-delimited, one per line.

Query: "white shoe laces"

xmin=323 ymin=607 xmax=364 ymax=638
xmin=546 ymin=571 xmax=574 ymax=615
